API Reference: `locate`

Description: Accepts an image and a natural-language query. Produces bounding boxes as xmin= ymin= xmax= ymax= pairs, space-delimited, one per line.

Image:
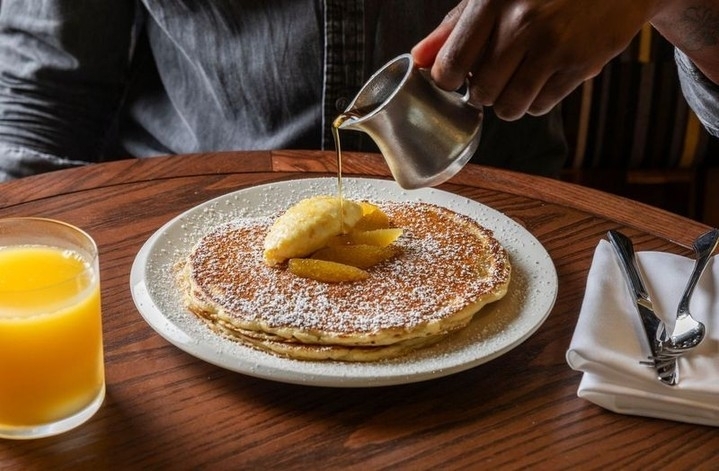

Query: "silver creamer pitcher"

xmin=337 ymin=53 xmax=483 ymax=189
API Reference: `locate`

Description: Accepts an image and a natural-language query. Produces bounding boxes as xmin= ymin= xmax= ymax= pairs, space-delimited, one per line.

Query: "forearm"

xmin=0 ymin=146 xmax=91 ymax=181
xmin=0 ymin=0 xmax=136 ymax=178
xmin=651 ymin=0 xmax=719 ymax=85
xmin=0 ymin=78 xmax=124 ymax=166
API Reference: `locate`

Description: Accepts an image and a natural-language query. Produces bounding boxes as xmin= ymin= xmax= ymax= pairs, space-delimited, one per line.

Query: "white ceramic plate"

xmin=130 ymin=177 xmax=557 ymax=387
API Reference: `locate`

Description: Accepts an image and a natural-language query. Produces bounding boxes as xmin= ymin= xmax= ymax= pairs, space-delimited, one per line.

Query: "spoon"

xmin=661 ymin=228 xmax=719 ymax=352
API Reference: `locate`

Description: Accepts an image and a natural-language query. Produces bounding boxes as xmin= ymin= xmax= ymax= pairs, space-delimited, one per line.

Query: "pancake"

xmin=176 ymin=201 xmax=511 ymax=361
xmin=202 ymin=317 xmax=447 ymax=362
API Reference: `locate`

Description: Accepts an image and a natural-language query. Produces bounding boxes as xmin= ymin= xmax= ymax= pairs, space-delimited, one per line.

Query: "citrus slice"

xmin=354 ymin=202 xmax=390 ymax=230
xmin=312 ymin=244 xmax=398 ymax=269
xmin=288 ymin=258 xmax=369 ymax=283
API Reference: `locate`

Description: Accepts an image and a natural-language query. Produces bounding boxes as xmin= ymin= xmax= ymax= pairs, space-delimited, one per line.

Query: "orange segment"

xmin=354 ymin=202 xmax=390 ymax=230
xmin=312 ymin=244 xmax=398 ymax=269
xmin=326 ymin=228 xmax=403 ymax=247
xmin=349 ymin=228 xmax=403 ymax=247
xmin=288 ymin=258 xmax=369 ymax=283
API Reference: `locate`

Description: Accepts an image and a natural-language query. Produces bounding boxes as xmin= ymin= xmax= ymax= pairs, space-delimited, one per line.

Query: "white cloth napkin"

xmin=566 ymin=239 xmax=719 ymax=426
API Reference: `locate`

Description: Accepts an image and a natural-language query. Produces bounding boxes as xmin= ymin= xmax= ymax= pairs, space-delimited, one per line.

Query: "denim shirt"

xmin=675 ymin=49 xmax=719 ymax=138
xmin=0 ymin=0 xmax=568 ymax=181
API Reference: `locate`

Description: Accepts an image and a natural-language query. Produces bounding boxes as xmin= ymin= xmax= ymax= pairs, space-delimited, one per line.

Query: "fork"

xmin=658 ymin=228 xmax=719 ymax=353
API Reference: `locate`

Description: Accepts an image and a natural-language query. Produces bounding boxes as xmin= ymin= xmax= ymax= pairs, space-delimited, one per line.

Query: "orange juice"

xmin=0 ymin=245 xmax=104 ymax=433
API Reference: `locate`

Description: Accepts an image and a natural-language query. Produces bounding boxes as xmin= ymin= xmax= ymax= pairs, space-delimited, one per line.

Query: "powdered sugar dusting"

xmin=185 ymin=202 xmax=508 ymax=342
xmin=131 ymin=178 xmax=557 ymax=387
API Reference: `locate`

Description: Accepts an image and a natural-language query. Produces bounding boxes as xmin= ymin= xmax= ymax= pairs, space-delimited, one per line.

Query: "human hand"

xmin=412 ymin=0 xmax=660 ymax=120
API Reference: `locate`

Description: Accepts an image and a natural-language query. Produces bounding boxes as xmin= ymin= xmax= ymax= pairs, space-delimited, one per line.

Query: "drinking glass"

xmin=0 ymin=218 xmax=105 ymax=439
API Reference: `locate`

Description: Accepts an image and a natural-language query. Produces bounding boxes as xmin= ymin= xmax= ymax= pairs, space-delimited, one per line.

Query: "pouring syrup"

xmin=331 ymin=111 xmax=363 ymax=232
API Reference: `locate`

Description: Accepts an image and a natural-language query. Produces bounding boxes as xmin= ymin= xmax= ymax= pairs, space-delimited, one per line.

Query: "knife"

xmin=607 ymin=230 xmax=677 ymax=386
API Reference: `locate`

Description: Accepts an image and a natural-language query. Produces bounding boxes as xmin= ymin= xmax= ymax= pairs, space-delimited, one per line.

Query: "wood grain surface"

xmin=1 ymin=151 xmax=716 ymax=470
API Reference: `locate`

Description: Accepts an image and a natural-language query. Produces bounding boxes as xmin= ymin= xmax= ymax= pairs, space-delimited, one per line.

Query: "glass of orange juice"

xmin=0 ymin=218 xmax=104 ymax=439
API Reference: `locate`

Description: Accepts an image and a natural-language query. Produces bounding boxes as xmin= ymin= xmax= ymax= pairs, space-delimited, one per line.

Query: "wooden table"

xmin=1 ymin=150 xmax=716 ymax=469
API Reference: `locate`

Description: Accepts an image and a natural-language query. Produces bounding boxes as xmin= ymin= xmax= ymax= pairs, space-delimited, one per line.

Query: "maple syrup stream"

xmin=332 ymin=111 xmax=362 ymax=232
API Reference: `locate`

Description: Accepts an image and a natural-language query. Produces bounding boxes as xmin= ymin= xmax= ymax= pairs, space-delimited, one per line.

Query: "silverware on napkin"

xmin=607 ymin=231 xmax=678 ymax=386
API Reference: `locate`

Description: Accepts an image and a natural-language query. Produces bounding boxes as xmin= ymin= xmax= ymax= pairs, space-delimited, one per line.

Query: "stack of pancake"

xmin=175 ymin=199 xmax=511 ymax=361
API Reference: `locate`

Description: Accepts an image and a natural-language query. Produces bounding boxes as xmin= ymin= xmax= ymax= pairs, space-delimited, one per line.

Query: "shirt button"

xmin=335 ymin=97 xmax=349 ymax=111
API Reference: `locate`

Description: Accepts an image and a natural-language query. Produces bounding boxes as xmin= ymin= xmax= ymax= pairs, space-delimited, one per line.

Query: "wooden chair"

xmin=560 ymin=25 xmax=717 ymax=224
